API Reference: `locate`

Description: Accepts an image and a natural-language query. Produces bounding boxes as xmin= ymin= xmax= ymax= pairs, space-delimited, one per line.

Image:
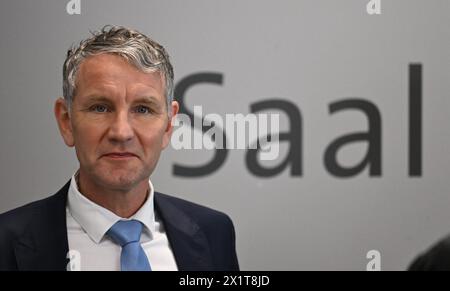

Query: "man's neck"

xmin=76 ymin=171 xmax=149 ymax=218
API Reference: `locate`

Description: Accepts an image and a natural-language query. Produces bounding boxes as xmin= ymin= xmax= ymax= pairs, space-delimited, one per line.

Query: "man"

xmin=0 ymin=25 xmax=239 ymax=271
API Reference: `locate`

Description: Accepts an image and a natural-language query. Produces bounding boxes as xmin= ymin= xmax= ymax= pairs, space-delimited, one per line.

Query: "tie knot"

xmin=107 ymin=220 xmax=143 ymax=247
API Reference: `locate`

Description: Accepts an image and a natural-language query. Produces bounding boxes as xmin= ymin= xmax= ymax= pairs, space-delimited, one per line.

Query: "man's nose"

xmin=108 ymin=111 xmax=134 ymax=143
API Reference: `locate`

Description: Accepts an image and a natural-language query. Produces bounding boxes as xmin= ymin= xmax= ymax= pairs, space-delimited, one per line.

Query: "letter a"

xmin=366 ymin=0 xmax=381 ymax=15
xmin=66 ymin=0 xmax=81 ymax=15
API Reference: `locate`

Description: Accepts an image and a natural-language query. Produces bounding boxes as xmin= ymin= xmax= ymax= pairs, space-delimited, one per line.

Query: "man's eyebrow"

xmin=133 ymin=96 xmax=163 ymax=106
xmin=81 ymin=95 xmax=162 ymax=105
xmin=78 ymin=96 xmax=113 ymax=106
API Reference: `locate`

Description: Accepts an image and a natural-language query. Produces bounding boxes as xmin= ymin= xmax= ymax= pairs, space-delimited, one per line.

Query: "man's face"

xmin=56 ymin=53 xmax=178 ymax=191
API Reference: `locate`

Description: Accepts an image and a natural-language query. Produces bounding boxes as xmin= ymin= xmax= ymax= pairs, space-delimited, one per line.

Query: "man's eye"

xmin=90 ymin=105 xmax=109 ymax=113
xmin=134 ymin=105 xmax=151 ymax=114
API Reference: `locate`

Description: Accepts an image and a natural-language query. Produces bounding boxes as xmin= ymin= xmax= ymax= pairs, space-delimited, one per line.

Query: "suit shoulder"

xmin=155 ymin=192 xmax=234 ymax=227
xmin=0 ymin=194 xmax=61 ymax=235
xmin=409 ymin=234 xmax=450 ymax=271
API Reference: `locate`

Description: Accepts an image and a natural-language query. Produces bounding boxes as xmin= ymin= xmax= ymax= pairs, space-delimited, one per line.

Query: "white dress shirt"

xmin=66 ymin=173 xmax=178 ymax=271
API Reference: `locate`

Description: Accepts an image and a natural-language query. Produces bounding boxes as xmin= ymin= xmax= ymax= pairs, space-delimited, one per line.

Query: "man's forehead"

xmin=75 ymin=54 xmax=165 ymax=100
xmin=78 ymin=54 xmax=163 ymax=83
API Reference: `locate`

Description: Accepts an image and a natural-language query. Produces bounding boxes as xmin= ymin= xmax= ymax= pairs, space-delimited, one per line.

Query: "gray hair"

xmin=63 ymin=25 xmax=174 ymax=111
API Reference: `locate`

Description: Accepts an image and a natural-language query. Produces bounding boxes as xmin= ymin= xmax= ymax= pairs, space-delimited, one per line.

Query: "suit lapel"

xmin=154 ymin=193 xmax=214 ymax=271
xmin=14 ymin=182 xmax=70 ymax=271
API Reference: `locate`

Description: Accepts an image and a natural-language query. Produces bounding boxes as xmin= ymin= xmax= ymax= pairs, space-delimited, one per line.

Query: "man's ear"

xmin=54 ymin=97 xmax=75 ymax=147
xmin=162 ymin=101 xmax=179 ymax=149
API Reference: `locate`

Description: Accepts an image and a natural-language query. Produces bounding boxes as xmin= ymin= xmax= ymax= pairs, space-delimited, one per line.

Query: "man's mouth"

xmin=102 ymin=152 xmax=138 ymax=160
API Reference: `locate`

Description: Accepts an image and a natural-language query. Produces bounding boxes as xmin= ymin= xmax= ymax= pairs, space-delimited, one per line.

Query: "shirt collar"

xmin=67 ymin=172 xmax=156 ymax=244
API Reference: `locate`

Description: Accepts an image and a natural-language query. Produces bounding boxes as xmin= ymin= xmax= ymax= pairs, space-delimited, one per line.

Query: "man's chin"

xmin=92 ymin=170 xmax=146 ymax=191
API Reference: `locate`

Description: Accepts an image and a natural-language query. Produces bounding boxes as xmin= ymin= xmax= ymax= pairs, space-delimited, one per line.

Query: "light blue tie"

xmin=107 ymin=220 xmax=152 ymax=271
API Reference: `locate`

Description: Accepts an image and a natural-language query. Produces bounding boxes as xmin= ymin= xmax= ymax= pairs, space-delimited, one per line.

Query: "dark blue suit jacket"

xmin=0 ymin=181 xmax=239 ymax=271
